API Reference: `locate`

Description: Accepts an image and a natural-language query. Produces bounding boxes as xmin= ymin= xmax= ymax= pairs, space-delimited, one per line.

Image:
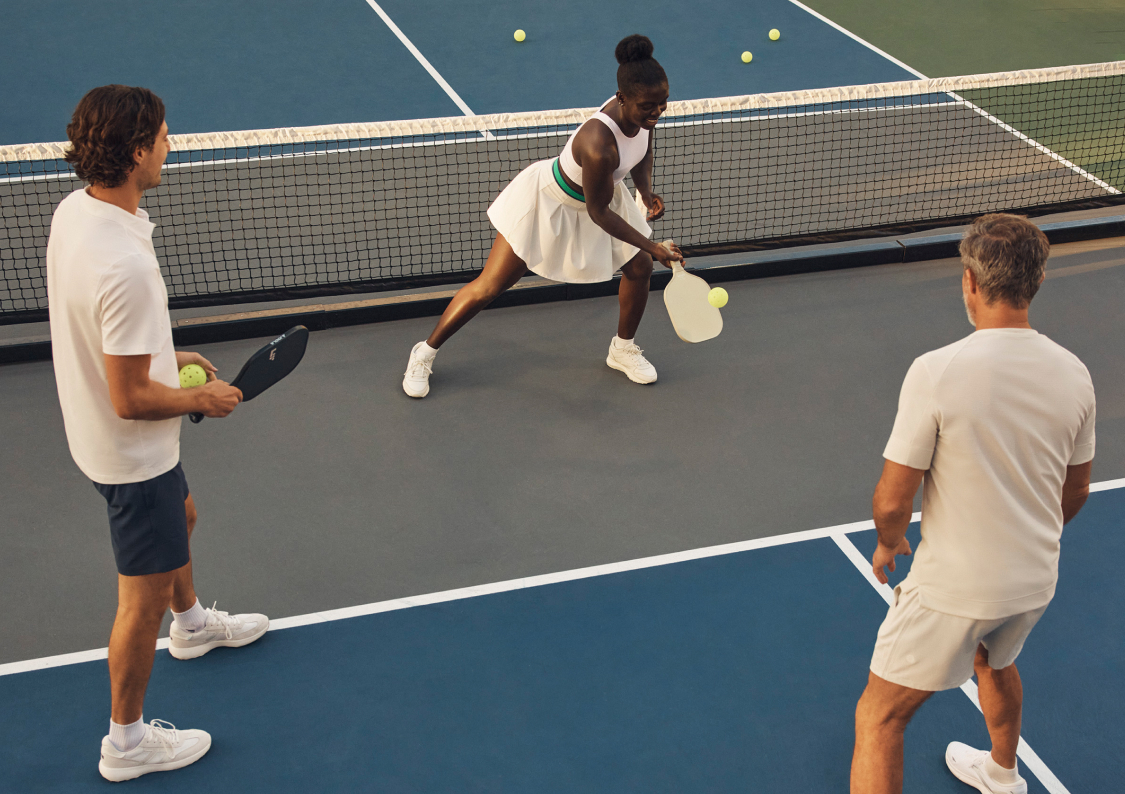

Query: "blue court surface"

xmin=0 ymin=0 xmax=916 ymax=145
xmin=2 ymin=486 xmax=1121 ymax=791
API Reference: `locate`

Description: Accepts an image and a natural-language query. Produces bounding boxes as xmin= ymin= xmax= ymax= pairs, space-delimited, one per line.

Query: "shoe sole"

xmin=99 ymin=735 xmax=212 ymax=782
xmin=606 ymin=356 xmax=657 ymax=384
xmin=944 ymin=747 xmax=1023 ymax=794
xmin=169 ymin=620 xmax=269 ymax=660
xmin=403 ymin=381 xmax=429 ymax=398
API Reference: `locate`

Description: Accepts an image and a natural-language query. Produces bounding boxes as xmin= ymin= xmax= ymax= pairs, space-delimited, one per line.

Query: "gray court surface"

xmin=2 ymin=236 xmax=1124 ymax=665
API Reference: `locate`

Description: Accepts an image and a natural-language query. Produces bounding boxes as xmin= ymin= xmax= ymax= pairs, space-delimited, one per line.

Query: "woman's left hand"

xmin=640 ymin=192 xmax=665 ymax=222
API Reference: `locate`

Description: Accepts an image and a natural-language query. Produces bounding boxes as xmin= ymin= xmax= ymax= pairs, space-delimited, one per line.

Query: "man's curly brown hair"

xmin=64 ymin=86 xmax=165 ymax=188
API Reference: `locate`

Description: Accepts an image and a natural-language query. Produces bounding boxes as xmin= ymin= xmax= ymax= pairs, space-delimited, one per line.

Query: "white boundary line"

xmin=785 ymin=0 xmax=927 ymax=79
xmin=785 ymin=0 xmax=1118 ymax=195
xmin=0 ymin=516 xmax=877 ymax=677
xmin=2 ymin=478 xmax=1122 ymax=682
xmin=831 ymin=532 xmax=1072 ymax=794
xmin=363 ymin=0 xmax=476 ymax=118
xmin=362 ymin=0 xmax=492 ymax=140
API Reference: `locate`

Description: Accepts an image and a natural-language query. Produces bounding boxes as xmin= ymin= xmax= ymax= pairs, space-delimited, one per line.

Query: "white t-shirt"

xmin=47 ymin=188 xmax=181 ymax=485
xmin=885 ymin=329 xmax=1095 ymax=619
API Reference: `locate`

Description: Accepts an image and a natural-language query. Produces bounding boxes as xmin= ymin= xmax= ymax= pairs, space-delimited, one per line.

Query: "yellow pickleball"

xmin=179 ymin=364 xmax=207 ymax=389
xmin=769 ymin=28 xmax=781 ymax=41
xmin=741 ymin=51 xmax=753 ymax=63
xmin=708 ymin=287 xmax=729 ymax=309
xmin=514 ymin=29 xmax=526 ymax=42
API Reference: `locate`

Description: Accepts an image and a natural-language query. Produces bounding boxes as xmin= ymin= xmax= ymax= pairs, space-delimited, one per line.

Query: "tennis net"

xmin=2 ymin=60 xmax=1124 ymax=323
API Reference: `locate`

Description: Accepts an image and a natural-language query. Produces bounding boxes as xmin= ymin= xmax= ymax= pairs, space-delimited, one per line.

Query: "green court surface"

xmin=805 ymin=0 xmax=1125 ymax=76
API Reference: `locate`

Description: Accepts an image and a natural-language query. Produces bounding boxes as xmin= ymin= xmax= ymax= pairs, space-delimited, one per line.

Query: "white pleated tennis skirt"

xmin=486 ymin=159 xmax=652 ymax=284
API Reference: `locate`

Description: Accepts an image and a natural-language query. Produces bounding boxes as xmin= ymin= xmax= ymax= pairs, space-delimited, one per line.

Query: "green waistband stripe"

xmin=552 ymin=158 xmax=585 ymax=202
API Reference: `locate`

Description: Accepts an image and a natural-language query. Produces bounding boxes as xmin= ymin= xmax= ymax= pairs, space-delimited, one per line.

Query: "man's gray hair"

xmin=959 ymin=214 xmax=1050 ymax=309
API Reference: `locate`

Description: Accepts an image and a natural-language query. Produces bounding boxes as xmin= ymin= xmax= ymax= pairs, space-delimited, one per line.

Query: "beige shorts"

xmin=869 ymin=579 xmax=1048 ymax=691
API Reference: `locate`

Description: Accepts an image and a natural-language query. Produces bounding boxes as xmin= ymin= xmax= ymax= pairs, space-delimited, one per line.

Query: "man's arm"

xmin=1062 ymin=460 xmax=1092 ymax=525
xmin=871 ymin=460 xmax=925 ymax=584
xmin=105 ymin=353 xmax=241 ymax=421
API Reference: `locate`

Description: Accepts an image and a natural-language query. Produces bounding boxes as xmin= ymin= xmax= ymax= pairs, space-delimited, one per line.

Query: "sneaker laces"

xmin=147 ymin=720 xmax=179 ymax=756
xmin=204 ymin=602 xmax=241 ymax=639
xmin=406 ymin=354 xmax=434 ymax=379
xmin=619 ymin=342 xmax=648 ymax=362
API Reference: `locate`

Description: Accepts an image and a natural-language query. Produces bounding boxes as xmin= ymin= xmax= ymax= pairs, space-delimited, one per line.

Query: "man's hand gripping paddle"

xmin=661 ymin=240 xmax=723 ymax=343
xmin=189 ymin=325 xmax=309 ymax=423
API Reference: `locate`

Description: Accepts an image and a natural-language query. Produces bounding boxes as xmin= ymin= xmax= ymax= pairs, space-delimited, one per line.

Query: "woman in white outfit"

xmin=403 ymin=34 xmax=683 ymax=398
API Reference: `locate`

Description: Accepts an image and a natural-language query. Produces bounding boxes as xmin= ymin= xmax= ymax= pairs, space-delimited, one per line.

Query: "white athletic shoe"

xmin=403 ymin=340 xmax=436 ymax=398
xmin=945 ymin=742 xmax=1027 ymax=794
xmin=606 ymin=340 xmax=657 ymax=384
xmin=169 ymin=603 xmax=269 ymax=660
xmin=99 ymin=720 xmax=211 ymax=782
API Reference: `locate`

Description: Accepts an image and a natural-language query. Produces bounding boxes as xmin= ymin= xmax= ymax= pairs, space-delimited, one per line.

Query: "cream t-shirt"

xmin=884 ymin=329 xmax=1095 ymax=619
xmin=47 ymin=188 xmax=181 ymax=485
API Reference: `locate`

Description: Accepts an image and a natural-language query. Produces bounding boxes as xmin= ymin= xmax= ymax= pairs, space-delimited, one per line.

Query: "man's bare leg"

xmin=170 ymin=494 xmax=198 ymax=613
xmin=851 ymin=672 xmax=933 ymax=794
xmin=108 ymin=568 xmax=179 ymax=724
xmin=974 ymin=645 xmax=1022 ymax=769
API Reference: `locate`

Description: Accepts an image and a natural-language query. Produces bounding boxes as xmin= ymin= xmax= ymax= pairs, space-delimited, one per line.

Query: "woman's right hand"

xmin=650 ymin=240 xmax=684 ymax=268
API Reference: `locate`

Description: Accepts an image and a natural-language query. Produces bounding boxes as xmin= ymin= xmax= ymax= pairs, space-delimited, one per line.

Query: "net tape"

xmin=3 ymin=60 xmax=1124 ymax=320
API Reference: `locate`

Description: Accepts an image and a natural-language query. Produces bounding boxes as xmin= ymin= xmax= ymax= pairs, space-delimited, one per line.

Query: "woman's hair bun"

xmin=615 ymin=34 xmax=654 ymax=65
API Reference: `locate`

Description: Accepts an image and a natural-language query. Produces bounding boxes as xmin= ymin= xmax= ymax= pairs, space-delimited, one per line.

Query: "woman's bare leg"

xmin=617 ymin=250 xmax=654 ymax=339
xmin=426 ymin=234 xmax=528 ymax=349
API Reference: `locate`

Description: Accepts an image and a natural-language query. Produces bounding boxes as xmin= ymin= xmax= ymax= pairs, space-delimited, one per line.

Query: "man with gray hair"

xmin=850 ymin=214 xmax=1095 ymax=794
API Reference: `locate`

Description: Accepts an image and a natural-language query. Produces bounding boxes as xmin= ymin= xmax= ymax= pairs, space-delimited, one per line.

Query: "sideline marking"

xmin=785 ymin=0 xmax=1116 ymax=194
xmin=363 ymin=0 xmax=492 ymax=138
xmin=832 ymin=531 xmax=1073 ymax=794
xmin=3 ymin=479 xmax=1122 ymax=678
xmin=0 ymin=516 xmax=879 ymax=677
xmin=785 ymin=0 xmax=926 ymax=79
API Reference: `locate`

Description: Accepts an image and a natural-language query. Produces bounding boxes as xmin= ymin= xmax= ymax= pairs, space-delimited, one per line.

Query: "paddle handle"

xmin=189 ymin=412 xmax=204 ymax=424
xmin=662 ymin=239 xmax=684 ymax=274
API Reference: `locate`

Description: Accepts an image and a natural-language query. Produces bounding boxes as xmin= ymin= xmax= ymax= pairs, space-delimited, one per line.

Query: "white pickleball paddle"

xmin=661 ymin=240 xmax=722 ymax=343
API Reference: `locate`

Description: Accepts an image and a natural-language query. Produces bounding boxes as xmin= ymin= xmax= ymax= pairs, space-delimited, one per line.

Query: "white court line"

xmin=785 ymin=0 xmax=927 ymax=79
xmin=3 ymin=478 xmax=1123 ymax=681
xmin=363 ymin=0 xmax=492 ymax=139
xmin=831 ymin=531 xmax=1073 ymax=794
xmin=785 ymin=0 xmax=1117 ymax=194
xmin=0 ymin=516 xmax=878 ymax=677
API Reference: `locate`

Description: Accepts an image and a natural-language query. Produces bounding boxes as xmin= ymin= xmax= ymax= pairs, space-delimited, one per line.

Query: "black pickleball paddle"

xmin=189 ymin=325 xmax=309 ymax=423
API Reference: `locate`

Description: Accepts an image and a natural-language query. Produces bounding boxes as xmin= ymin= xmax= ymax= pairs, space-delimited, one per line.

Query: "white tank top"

xmin=557 ymin=98 xmax=650 ymax=188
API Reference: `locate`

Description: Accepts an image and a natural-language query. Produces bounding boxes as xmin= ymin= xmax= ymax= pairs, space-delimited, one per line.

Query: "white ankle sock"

xmin=985 ymin=754 xmax=1019 ymax=784
xmin=416 ymin=341 xmax=438 ymax=358
xmin=172 ymin=598 xmax=207 ymax=632
xmin=612 ymin=336 xmax=634 ymax=349
xmin=109 ymin=717 xmax=146 ymax=752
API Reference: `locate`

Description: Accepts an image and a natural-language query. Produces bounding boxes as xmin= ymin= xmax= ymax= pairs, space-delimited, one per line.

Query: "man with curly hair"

xmin=47 ymin=85 xmax=269 ymax=782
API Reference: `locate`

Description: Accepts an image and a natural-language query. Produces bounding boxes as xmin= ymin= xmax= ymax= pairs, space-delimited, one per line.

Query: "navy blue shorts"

xmin=93 ymin=463 xmax=191 ymax=576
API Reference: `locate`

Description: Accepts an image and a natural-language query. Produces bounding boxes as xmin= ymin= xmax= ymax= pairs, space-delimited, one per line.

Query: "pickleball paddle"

xmin=189 ymin=325 xmax=309 ymax=423
xmin=661 ymin=240 xmax=723 ymax=343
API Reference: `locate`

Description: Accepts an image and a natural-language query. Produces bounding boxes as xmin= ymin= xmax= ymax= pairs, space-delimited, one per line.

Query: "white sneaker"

xmin=169 ymin=603 xmax=269 ymax=660
xmin=946 ymin=742 xmax=1027 ymax=794
xmin=99 ymin=719 xmax=211 ymax=782
xmin=606 ymin=339 xmax=657 ymax=384
xmin=403 ymin=340 xmax=436 ymax=398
